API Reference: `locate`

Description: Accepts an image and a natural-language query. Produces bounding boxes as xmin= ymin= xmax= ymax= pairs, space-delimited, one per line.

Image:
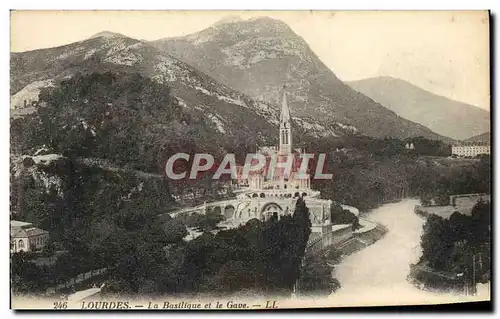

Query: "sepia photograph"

xmin=9 ymin=10 xmax=491 ymax=310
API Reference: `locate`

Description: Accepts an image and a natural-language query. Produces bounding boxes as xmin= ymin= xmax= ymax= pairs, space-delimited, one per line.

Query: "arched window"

xmin=18 ymin=240 xmax=24 ymax=248
xmin=224 ymin=205 xmax=235 ymax=219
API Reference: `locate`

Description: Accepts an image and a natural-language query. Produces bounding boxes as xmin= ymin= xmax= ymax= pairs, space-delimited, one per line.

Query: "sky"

xmin=10 ymin=10 xmax=490 ymax=110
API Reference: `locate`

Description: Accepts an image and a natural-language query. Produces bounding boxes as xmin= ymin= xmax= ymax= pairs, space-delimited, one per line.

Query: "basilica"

xmin=234 ymin=90 xmax=311 ymax=191
xmin=172 ymin=90 xmax=358 ymax=245
xmin=217 ymin=91 xmax=356 ymax=231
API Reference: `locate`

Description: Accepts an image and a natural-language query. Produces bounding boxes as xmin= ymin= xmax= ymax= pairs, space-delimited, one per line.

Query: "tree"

xmin=162 ymin=198 xmax=313 ymax=297
xmin=330 ymin=203 xmax=360 ymax=230
xmin=299 ymin=255 xmax=340 ymax=296
xmin=419 ymin=201 xmax=491 ymax=286
xmin=161 ymin=216 xmax=188 ymax=243
xmin=11 ymin=252 xmax=50 ymax=294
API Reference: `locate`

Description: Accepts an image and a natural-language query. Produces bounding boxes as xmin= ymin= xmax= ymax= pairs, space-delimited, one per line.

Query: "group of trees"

xmin=310 ymin=134 xmax=489 ymax=213
xmin=297 ymin=253 xmax=341 ymax=296
xmin=10 ymin=156 xmax=73 ymax=239
xmin=12 ymin=162 xmax=315 ymax=298
xmin=11 ymin=72 xmax=225 ymax=174
xmin=11 ymin=252 xmax=52 ymax=294
xmin=405 ymin=136 xmax=451 ymax=157
xmin=102 ymin=197 xmax=312 ymax=297
xmin=418 ymin=201 xmax=491 ymax=289
xmin=302 ymin=134 xmax=415 ymax=212
xmin=296 ymin=134 xmax=450 ymax=159
xmin=411 ymin=156 xmax=490 ymax=206
xmin=10 ymin=71 xmax=338 ymax=297
xmin=330 ymin=202 xmax=360 ymax=230
xmin=313 ymin=151 xmax=414 ymax=212
xmin=11 ymin=70 xmax=491 ymax=298
xmin=11 ymin=160 xmax=178 ymax=294
xmin=173 ymin=207 xmax=225 ymax=232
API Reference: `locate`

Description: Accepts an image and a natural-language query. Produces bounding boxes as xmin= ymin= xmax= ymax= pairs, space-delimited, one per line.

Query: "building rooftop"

xmin=453 ymin=143 xmax=490 ymax=147
xmin=10 ymin=220 xmax=33 ymax=228
xmin=11 ymin=220 xmax=49 ymax=238
xmin=450 ymin=193 xmax=489 ymax=199
xmin=12 ymin=227 xmax=49 ymax=238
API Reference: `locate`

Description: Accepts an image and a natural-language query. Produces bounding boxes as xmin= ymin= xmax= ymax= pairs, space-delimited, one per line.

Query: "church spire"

xmin=280 ymin=89 xmax=291 ymax=123
xmin=279 ymin=86 xmax=292 ymax=155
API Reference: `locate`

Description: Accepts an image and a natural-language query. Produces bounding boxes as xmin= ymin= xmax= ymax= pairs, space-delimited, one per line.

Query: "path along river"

xmin=327 ymin=199 xmax=490 ymax=306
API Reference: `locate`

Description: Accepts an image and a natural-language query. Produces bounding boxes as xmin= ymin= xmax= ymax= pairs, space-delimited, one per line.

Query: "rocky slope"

xmin=347 ymin=76 xmax=490 ymax=140
xmin=464 ymin=132 xmax=490 ymax=144
xmin=10 ymin=31 xmax=348 ymax=143
xmin=151 ymin=16 xmax=448 ymax=140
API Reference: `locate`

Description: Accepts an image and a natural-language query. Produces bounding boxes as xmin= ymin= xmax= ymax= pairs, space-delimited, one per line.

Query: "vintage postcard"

xmin=10 ymin=10 xmax=491 ymax=310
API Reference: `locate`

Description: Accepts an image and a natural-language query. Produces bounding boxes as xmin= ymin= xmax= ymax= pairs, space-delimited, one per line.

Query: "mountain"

xmin=465 ymin=132 xmax=490 ymax=144
xmin=151 ymin=16 xmax=448 ymax=141
xmin=347 ymin=77 xmax=490 ymax=140
xmin=10 ymin=31 xmax=351 ymax=161
xmin=88 ymin=31 xmax=128 ymax=39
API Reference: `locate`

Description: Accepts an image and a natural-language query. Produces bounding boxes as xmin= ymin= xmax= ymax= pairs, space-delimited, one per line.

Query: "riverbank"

xmin=326 ymin=199 xmax=490 ymax=306
xmin=410 ymin=198 xmax=491 ymax=296
xmin=408 ymin=261 xmax=465 ymax=294
xmin=334 ymin=219 xmax=388 ymax=256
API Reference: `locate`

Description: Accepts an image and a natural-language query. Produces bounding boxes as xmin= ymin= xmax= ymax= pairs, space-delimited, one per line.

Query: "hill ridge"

xmin=151 ymin=17 xmax=450 ymax=141
xmin=347 ymin=76 xmax=490 ymax=140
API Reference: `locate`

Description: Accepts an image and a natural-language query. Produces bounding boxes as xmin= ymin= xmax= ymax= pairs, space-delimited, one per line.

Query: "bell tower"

xmin=279 ymin=89 xmax=292 ymax=155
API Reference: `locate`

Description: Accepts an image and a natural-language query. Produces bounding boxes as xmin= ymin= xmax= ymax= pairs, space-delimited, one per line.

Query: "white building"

xmin=405 ymin=142 xmax=415 ymax=150
xmin=11 ymin=220 xmax=50 ymax=253
xmin=451 ymin=144 xmax=490 ymax=157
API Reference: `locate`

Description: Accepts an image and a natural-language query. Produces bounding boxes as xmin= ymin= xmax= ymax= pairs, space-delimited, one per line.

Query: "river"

xmin=328 ymin=199 xmax=490 ymax=306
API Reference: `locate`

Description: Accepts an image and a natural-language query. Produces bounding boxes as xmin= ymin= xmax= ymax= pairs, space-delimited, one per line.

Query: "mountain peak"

xmin=150 ymin=19 xmax=450 ymax=141
xmin=214 ymin=15 xmax=243 ymax=26
xmin=245 ymin=16 xmax=291 ymax=29
xmin=247 ymin=16 xmax=284 ymax=23
xmin=209 ymin=15 xmax=293 ymax=35
xmin=89 ymin=31 xmax=127 ymax=39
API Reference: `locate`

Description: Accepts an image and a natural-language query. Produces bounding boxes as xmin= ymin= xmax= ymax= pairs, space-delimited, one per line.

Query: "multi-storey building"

xmin=451 ymin=144 xmax=490 ymax=157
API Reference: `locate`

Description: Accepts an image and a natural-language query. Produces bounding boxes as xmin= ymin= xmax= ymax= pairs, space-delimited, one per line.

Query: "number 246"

xmin=53 ymin=301 xmax=67 ymax=309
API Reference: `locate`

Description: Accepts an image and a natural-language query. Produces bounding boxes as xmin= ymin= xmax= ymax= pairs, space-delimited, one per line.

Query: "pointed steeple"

xmin=279 ymin=86 xmax=292 ymax=155
xmin=280 ymin=89 xmax=291 ymax=123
